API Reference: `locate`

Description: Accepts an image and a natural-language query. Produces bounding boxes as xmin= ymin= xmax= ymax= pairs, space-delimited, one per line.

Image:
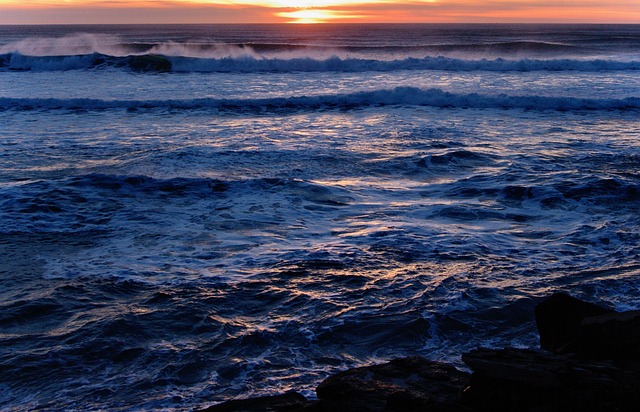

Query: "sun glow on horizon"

xmin=276 ymin=8 xmax=363 ymax=23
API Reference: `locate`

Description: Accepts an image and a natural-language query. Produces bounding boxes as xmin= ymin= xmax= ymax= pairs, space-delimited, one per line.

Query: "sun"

xmin=276 ymin=9 xmax=346 ymax=23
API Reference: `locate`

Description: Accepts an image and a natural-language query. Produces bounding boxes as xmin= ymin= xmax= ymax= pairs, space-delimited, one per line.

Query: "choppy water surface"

xmin=1 ymin=24 xmax=640 ymax=411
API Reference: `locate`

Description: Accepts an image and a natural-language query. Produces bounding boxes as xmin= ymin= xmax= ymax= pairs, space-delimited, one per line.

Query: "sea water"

xmin=1 ymin=24 xmax=639 ymax=411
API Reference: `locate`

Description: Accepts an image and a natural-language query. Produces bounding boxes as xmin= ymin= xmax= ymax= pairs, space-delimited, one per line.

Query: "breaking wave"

xmin=1 ymin=52 xmax=639 ymax=73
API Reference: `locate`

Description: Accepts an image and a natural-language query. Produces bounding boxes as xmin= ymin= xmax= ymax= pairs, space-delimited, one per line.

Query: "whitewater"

xmin=1 ymin=24 xmax=639 ymax=411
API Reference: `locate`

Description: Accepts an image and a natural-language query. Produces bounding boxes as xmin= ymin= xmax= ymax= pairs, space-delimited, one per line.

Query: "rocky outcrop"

xmin=461 ymin=293 xmax=640 ymax=411
xmin=535 ymin=292 xmax=640 ymax=360
xmin=200 ymin=293 xmax=640 ymax=412
xmin=462 ymin=347 xmax=640 ymax=411
xmin=535 ymin=292 xmax=615 ymax=354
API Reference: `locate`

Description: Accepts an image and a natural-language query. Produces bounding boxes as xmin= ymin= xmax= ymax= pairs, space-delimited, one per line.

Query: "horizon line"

xmin=2 ymin=22 xmax=639 ymax=26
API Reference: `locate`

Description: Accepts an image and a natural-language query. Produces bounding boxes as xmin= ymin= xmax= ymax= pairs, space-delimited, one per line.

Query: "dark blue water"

xmin=1 ymin=24 xmax=639 ymax=411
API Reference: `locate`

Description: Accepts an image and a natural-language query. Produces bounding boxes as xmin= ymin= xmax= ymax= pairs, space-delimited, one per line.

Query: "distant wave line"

xmin=2 ymin=87 xmax=638 ymax=112
xmin=0 ymin=37 xmax=593 ymax=57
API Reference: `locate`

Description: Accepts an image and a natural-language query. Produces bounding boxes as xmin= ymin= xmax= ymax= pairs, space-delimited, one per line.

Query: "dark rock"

xmin=535 ymin=292 xmax=614 ymax=354
xmin=577 ymin=310 xmax=640 ymax=361
xmin=536 ymin=292 xmax=640 ymax=361
xmin=462 ymin=347 xmax=640 ymax=412
xmin=315 ymin=356 xmax=472 ymax=412
xmin=196 ymin=392 xmax=310 ymax=412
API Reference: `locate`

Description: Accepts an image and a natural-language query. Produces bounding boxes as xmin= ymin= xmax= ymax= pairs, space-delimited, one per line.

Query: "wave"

xmin=1 ymin=52 xmax=639 ymax=73
xmin=1 ymin=87 xmax=638 ymax=112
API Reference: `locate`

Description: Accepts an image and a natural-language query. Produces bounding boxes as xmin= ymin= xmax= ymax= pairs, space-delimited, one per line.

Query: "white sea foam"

xmin=147 ymin=41 xmax=262 ymax=59
xmin=0 ymin=33 xmax=128 ymax=56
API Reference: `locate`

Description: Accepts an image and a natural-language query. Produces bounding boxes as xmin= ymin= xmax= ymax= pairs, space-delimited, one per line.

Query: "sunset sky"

xmin=1 ymin=0 xmax=639 ymax=24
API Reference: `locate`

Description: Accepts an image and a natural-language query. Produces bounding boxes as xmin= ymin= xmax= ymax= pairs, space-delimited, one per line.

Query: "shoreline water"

xmin=199 ymin=293 xmax=640 ymax=412
xmin=1 ymin=24 xmax=639 ymax=411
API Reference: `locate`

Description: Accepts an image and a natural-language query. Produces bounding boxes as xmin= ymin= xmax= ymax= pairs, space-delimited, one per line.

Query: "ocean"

xmin=1 ymin=23 xmax=639 ymax=410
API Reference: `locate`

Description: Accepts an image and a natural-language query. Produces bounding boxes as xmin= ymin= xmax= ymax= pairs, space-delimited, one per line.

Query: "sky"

xmin=0 ymin=0 xmax=639 ymax=25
